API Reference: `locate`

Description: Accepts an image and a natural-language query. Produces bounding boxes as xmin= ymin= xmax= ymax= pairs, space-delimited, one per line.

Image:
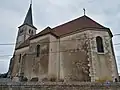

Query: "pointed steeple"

xmin=23 ymin=4 xmax=33 ymax=26
xmin=19 ymin=2 xmax=37 ymax=29
xmin=16 ymin=1 xmax=37 ymax=49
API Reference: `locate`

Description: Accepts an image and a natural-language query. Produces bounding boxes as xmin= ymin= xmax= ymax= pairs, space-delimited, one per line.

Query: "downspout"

xmin=58 ymin=37 xmax=60 ymax=80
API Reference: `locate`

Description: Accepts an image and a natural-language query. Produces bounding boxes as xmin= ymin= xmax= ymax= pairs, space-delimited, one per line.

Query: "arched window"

xmin=36 ymin=45 xmax=40 ymax=57
xmin=31 ymin=30 xmax=33 ymax=35
xmin=96 ymin=36 xmax=104 ymax=53
xmin=19 ymin=54 xmax=21 ymax=63
xmin=29 ymin=29 xmax=31 ymax=33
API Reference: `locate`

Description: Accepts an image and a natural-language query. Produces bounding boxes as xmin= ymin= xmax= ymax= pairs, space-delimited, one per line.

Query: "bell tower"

xmin=15 ymin=3 xmax=37 ymax=48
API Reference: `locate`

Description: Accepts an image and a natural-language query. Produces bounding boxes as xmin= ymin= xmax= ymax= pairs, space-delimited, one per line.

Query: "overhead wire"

xmin=0 ymin=34 xmax=119 ymax=58
xmin=0 ymin=34 xmax=119 ymax=45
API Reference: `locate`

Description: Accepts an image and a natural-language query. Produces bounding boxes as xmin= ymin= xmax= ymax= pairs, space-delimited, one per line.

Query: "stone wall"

xmin=0 ymin=82 xmax=120 ymax=90
xmin=59 ymin=31 xmax=91 ymax=81
xmin=12 ymin=35 xmax=50 ymax=81
xmin=89 ymin=30 xmax=119 ymax=81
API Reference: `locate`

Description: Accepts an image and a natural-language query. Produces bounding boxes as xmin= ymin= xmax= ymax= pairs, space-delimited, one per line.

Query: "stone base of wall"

xmin=0 ymin=82 xmax=120 ymax=90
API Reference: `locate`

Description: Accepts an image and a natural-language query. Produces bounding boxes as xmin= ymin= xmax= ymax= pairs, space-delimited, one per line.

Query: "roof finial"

xmin=83 ymin=8 xmax=86 ymax=16
xmin=30 ymin=0 xmax=32 ymax=5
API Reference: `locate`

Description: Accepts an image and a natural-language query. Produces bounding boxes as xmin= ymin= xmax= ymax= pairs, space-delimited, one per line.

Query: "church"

xmin=8 ymin=3 xmax=119 ymax=82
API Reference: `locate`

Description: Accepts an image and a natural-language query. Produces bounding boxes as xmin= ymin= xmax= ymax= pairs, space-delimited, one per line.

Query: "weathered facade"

xmin=8 ymin=3 xmax=119 ymax=82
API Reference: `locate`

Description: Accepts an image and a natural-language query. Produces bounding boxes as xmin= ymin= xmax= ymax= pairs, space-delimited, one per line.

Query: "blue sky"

xmin=0 ymin=0 xmax=120 ymax=73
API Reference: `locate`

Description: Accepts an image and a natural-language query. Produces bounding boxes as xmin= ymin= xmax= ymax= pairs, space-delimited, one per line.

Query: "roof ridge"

xmin=84 ymin=15 xmax=105 ymax=28
xmin=52 ymin=16 xmax=84 ymax=29
xmin=53 ymin=15 xmax=105 ymax=30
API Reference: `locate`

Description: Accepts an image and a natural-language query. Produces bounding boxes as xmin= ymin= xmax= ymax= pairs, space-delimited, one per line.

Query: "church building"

xmin=8 ymin=3 xmax=119 ymax=82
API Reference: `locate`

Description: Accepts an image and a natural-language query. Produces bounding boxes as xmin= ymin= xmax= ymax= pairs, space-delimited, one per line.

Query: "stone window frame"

xmin=29 ymin=29 xmax=31 ymax=34
xmin=31 ymin=30 xmax=33 ymax=35
xmin=36 ymin=44 xmax=40 ymax=57
xmin=29 ymin=29 xmax=33 ymax=35
xmin=96 ymin=36 xmax=104 ymax=53
xmin=19 ymin=54 xmax=21 ymax=63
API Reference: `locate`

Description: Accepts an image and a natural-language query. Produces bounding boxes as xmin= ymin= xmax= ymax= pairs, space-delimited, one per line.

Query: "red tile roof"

xmin=30 ymin=27 xmax=58 ymax=40
xmin=15 ymin=27 xmax=57 ymax=50
xmin=16 ymin=15 xmax=111 ymax=50
xmin=52 ymin=15 xmax=106 ymax=36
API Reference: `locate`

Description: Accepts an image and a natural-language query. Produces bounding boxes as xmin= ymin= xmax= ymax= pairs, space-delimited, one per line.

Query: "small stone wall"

xmin=0 ymin=82 xmax=120 ymax=90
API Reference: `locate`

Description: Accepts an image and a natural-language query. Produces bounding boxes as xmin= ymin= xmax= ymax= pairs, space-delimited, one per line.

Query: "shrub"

xmin=58 ymin=79 xmax=64 ymax=82
xmin=41 ymin=77 xmax=48 ymax=82
xmin=30 ymin=77 xmax=38 ymax=82
xmin=21 ymin=77 xmax=28 ymax=82
xmin=48 ymin=75 xmax=57 ymax=82
xmin=50 ymin=77 xmax=56 ymax=82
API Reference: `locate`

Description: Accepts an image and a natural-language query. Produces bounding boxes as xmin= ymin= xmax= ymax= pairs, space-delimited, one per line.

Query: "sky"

xmin=0 ymin=0 xmax=120 ymax=74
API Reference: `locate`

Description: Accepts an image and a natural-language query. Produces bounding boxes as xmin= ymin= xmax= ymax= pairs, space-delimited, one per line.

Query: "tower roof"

xmin=19 ymin=4 xmax=36 ymax=29
xmin=24 ymin=4 xmax=33 ymax=26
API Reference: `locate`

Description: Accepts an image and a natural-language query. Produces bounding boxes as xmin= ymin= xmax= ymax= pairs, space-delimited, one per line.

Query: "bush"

xmin=95 ymin=76 xmax=112 ymax=83
xmin=58 ymin=79 xmax=64 ymax=82
xmin=0 ymin=73 xmax=8 ymax=78
xmin=21 ymin=77 xmax=28 ymax=82
xmin=41 ymin=77 xmax=48 ymax=82
xmin=49 ymin=77 xmax=56 ymax=82
xmin=30 ymin=77 xmax=38 ymax=82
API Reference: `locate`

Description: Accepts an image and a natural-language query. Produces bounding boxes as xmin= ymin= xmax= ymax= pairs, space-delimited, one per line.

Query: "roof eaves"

xmin=59 ymin=27 xmax=111 ymax=38
xmin=84 ymin=15 xmax=105 ymax=28
xmin=15 ymin=44 xmax=29 ymax=50
xmin=18 ymin=23 xmax=37 ymax=30
xmin=105 ymin=28 xmax=113 ymax=37
xmin=30 ymin=31 xmax=58 ymax=40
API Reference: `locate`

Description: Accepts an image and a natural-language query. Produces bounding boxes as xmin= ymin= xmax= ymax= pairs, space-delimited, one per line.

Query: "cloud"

xmin=0 ymin=0 xmax=120 ymax=73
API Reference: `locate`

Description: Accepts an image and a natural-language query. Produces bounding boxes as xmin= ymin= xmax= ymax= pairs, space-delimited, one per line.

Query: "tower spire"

xmin=23 ymin=2 xmax=33 ymax=26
